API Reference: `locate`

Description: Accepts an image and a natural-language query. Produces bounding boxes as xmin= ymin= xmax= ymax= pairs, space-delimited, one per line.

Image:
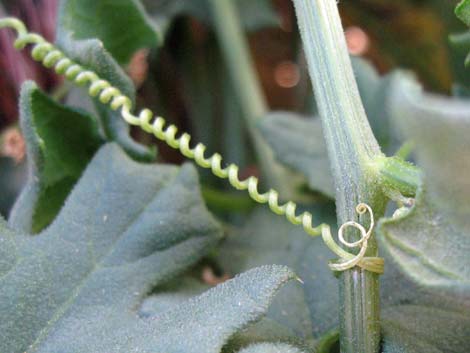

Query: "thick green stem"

xmin=209 ymin=0 xmax=287 ymax=191
xmin=293 ymin=0 xmax=386 ymax=352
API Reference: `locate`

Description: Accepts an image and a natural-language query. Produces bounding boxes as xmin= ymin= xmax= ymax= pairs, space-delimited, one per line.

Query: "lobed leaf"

xmin=145 ymin=265 xmax=295 ymax=353
xmin=1 ymin=143 xmax=223 ymax=352
xmin=374 ymin=72 xmax=470 ymax=352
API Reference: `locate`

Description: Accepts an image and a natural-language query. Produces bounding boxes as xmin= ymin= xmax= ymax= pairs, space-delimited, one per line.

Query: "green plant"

xmin=0 ymin=0 xmax=469 ymax=352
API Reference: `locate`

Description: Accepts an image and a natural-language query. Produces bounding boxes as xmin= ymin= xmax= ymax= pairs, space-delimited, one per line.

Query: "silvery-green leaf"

xmin=381 ymin=305 xmax=470 ymax=353
xmin=8 ymin=81 xmax=103 ymax=233
xmin=225 ymin=318 xmax=307 ymax=353
xmin=139 ymin=276 xmax=209 ymax=318
xmin=379 ymin=186 xmax=470 ymax=287
xmin=140 ymin=276 xmax=304 ymax=352
xmin=143 ymin=265 xmax=295 ymax=353
xmin=389 ymin=75 xmax=470 ymax=227
xmin=0 ymin=143 xmax=223 ymax=352
xmin=237 ymin=342 xmax=307 ymax=353
xmin=379 ymin=74 xmax=470 ymax=288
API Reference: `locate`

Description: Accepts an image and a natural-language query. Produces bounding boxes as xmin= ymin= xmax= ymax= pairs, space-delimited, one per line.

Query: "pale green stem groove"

xmin=292 ymin=0 xmax=385 ymax=352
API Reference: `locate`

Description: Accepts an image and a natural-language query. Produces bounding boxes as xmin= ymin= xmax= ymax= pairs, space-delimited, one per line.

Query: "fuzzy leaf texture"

xmin=139 ymin=275 xmax=308 ymax=352
xmin=375 ymin=73 xmax=470 ymax=352
xmin=0 ymin=140 xmax=297 ymax=352
xmin=8 ymin=82 xmax=103 ymax=233
xmin=237 ymin=343 xmax=307 ymax=353
xmin=0 ymin=142 xmax=218 ymax=352
xmin=379 ymin=74 xmax=470 ymax=287
xmin=217 ymin=203 xmax=337 ymax=342
xmin=56 ymin=0 xmax=156 ymax=161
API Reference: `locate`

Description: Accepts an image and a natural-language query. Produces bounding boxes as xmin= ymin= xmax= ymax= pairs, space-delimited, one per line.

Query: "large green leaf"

xmin=375 ymin=73 xmax=470 ymax=352
xmin=56 ymin=13 xmax=156 ymax=162
xmin=8 ymin=81 xmax=103 ymax=233
xmin=140 ymin=275 xmax=306 ymax=352
xmin=379 ymin=74 xmax=470 ymax=288
xmin=139 ymin=275 xmax=209 ymax=318
xmin=58 ymin=0 xmax=159 ymax=64
xmin=1 ymin=142 xmax=229 ymax=352
xmin=381 ymin=305 xmax=470 ymax=353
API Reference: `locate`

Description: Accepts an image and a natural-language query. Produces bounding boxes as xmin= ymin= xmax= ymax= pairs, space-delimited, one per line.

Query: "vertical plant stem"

xmin=292 ymin=0 xmax=386 ymax=352
xmin=209 ymin=0 xmax=287 ymax=191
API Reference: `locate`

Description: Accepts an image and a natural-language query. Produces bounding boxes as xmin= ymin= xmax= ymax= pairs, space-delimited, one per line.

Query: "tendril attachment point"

xmin=322 ymin=203 xmax=384 ymax=274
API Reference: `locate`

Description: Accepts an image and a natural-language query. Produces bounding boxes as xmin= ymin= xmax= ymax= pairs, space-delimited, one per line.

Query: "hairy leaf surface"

xmin=380 ymin=74 xmax=470 ymax=287
xmin=381 ymin=305 xmax=470 ymax=353
xmin=375 ymin=74 xmax=470 ymax=352
xmin=217 ymin=204 xmax=337 ymax=341
xmin=9 ymin=82 xmax=103 ymax=233
xmin=0 ymin=143 xmax=224 ymax=352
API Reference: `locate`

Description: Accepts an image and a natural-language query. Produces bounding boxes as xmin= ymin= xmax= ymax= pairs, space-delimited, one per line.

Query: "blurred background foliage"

xmin=0 ymin=0 xmax=465 ymax=217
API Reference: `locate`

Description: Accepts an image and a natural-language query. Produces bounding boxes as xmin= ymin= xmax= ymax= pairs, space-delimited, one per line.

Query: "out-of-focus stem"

xmin=209 ymin=0 xmax=288 ymax=191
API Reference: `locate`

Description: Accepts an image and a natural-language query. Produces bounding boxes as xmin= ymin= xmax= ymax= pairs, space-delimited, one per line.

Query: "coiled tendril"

xmin=0 ymin=17 xmax=383 ymax=274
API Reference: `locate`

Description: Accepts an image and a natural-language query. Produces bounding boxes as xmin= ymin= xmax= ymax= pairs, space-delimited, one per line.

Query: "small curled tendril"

xmin=0 ymin=17 xmax=384 ymax=273
xmin=322 ymin=203 xmax=384 ymax=274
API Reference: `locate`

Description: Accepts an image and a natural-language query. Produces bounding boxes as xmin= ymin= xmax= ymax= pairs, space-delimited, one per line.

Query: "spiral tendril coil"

xmin=0 ymin=17 xmax=383 ymax=274
xmin=322 ymin=204 xmax=383 ymax=273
